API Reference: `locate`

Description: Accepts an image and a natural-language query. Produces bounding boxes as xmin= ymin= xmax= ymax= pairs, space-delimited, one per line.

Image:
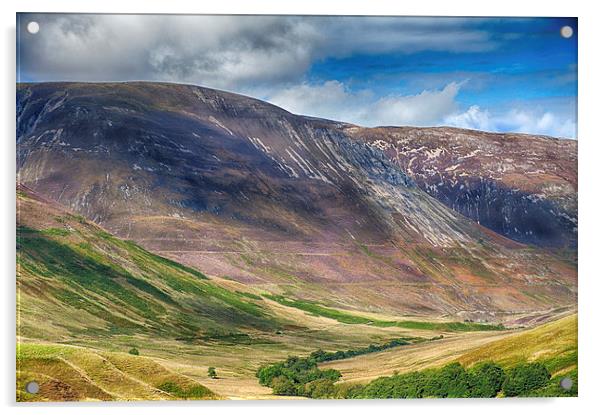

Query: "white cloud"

xmin=17 ymin=14 xmax=575 ymax=138
xmin=268 ymin=81 xmax=576 ymax=138
xmin=267 ymin=81 xmax=462 ymax=127
xmin=19 ymin=14 xmax=495 ymax=91
xmin=369 ymin=82 xmax=462 ymax=126
xmin=445 ymin=105 xmax=577 ymax=138
xmin=444 ymin=105 xmax=493 ymax=131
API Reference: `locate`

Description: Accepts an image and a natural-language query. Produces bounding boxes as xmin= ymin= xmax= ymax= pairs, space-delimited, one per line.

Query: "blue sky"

xmin=17 ymin=15 xmax=577 ymax=137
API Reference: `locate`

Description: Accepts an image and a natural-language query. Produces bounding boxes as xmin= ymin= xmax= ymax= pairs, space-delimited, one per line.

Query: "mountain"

xmin=16 ymin=82 xmax=576 ymax=319
xmin=345 ymin=126 xmax=577 ymax=248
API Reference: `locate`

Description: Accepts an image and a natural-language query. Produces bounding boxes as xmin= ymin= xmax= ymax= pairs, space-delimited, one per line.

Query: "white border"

xmin=2 ymin=1 xmax=600 ymax=415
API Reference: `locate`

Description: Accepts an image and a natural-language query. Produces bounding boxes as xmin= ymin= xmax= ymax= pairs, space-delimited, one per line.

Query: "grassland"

xmin=265 ymin=294 xmax=504 ymax=332
xmin=19 ymin=189 xmax=494 ymax=400
xmin=17 ymin=343 xmax=218 ymax=402
xmin=457 ymin=314 xmax=577 ymax=375
xmin=17 ymin=220 xmax=281 ymax=341
xmin=321 ymin=314 xmax=577 ymax=387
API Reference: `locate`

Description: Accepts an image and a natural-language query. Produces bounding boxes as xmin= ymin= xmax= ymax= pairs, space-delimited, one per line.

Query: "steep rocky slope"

xmin=346 ymin=126 xmax=577 ymax=248
xmin=16 ymin=82 xmax=577 ymax=318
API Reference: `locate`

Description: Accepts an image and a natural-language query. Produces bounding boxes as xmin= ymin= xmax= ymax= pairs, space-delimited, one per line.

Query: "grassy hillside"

xmin=354 ymin=314 xmax=577 ymax=398
xmin=265 ymin=294 xmax=504 ymax=332
xmin=17 ymin=343 xmax=218 ymax=401
xmin=321 ymin=314 xmax=577 ymax=387
xmin=458 ymin=314 xmax=577 ymax=374
xmin=17 ymin=187 xmax=282 ymax=343
xmin=255 ymin=315 xmax=577 ymax=399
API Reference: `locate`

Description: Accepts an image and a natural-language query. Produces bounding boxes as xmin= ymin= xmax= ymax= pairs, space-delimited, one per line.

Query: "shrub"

xmin=334 ymin=383 xmax=365 ymax=399
xmin=128 ymin=347 xmax=139 ymax=356
xmin=257 ymin=355 xmax=341 ymax=396
xmin=332 ymin=360 xmax=558 ymax=399
xmin=468 ymin=362 xmax=505 ymax=397
xmin=257 ymin=362 xmax=284 ymax=386
xmin=271 ymin=376 xmax=298 ymax=395
xmin=304 ymin=379 xmax=336 ymax=399
xmin=423 ymin=363 xmax=471 ymax=398
xmin=208 ymin=367 xmax=217 ymax=379
xmin=502 ymin=363 xmax=550 ymax=397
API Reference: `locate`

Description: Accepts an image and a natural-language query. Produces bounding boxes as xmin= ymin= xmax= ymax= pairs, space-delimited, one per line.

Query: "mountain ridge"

xmin=16 ymin=81 xmax=577 ymax=318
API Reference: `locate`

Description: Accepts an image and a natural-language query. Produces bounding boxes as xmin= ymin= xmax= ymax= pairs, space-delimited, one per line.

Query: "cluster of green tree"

xmin=256 ymin=355 xmax=342 ymax=398
xmin=256 ymin=337 xmax=420 ymax=397
xmin=340 ymin=362 xmax=554 ymax=399
xmin=352 ymin=362 xmax=507 ymax=398
xmin=308 ymin=337 xmax=413 ymax=363
xmin=259 ymin=355 xmax=569 ymax=398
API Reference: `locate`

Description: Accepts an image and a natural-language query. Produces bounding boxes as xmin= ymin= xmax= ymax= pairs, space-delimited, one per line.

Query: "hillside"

xmin=320 ymin=314 xmax=577 ymax=385
xmin=346 ymin=126 xmax=577 ymax=247
xmin=19 ymin=185 xmax=517 ymax=401
xmin=16 ymin=82 xmax=576 ymax=319
xmin=17 ymin=343 xmax=219 ymax=402
xmin=17 ymin=185 xmax=283 ymax=342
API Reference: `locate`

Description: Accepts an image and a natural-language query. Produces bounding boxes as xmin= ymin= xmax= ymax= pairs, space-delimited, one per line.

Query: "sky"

xmin=17 ymin=14 xmax=577 ymax=138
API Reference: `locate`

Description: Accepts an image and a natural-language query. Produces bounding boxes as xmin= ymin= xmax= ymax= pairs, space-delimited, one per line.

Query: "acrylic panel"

xmin=16 ymin=14 xmax=578 ymax=401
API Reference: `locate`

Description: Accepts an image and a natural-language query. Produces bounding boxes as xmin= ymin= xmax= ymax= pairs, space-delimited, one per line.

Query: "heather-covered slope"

xmin=16 ymin=82 xmax=577 ymax=318
xmin=346 ymin=126 xmax=577 ymax=248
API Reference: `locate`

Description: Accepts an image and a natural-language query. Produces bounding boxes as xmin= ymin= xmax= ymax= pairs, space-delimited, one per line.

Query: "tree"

xmin=468 ymin=362 xmax=505 ymax=397
xmin=128 ymin=347 xmax=139 ymax=356
xmin=208 ymin=367 xmax=218 ymax=379
xmin=256 ymin=362 xmax=284 ymax=385
xmin=423 ymin=363 xmax=471 ymax=398
xmin=304 ymin=379 xmax=336 ymax=399
xmin=503 ymin=363 xmax=550 ymax=397
xmin=271 ymin=376 xmax=298 ymax=396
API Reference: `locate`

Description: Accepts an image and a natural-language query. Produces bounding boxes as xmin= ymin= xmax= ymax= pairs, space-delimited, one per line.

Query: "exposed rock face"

xmin=16 ymin=82 xmax=577 ymax=318
xmin=347 ymin=127 xmax=577 ymax=248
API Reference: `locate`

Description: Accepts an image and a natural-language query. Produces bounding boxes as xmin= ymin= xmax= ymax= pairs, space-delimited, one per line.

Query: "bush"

xmin=423 ymin=363 xmax=471 ymax=398
xmin=468 ymin=362 xmax=505 ymax=397
xmin=256 ymin=355 xmax=341 ymax=396
xmin=208 ymin=367 xmax=217 ymax=379
xmin=128 ymin=347 xmax=139 ymax=356
xmin=304 ymin=379 xmax=336 ymax=399
xmin=502 ymin=363 xmax=550 ymax=397
xmin=334 ymin=383 xmax=365 ymax=399
xmin=347 ymin=361 xmax=534 ymax=399
xmin=258 ymin=351 xmax=560 ymax=399
xmin=257 ymin=362 xmax=284 ymax=386
xmin=271 ymin=376 xmax=298 ymax=395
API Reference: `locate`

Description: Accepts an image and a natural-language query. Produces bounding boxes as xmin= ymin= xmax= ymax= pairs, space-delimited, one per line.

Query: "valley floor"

xmin=17 ymin=310 xmax=577 ymax=400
